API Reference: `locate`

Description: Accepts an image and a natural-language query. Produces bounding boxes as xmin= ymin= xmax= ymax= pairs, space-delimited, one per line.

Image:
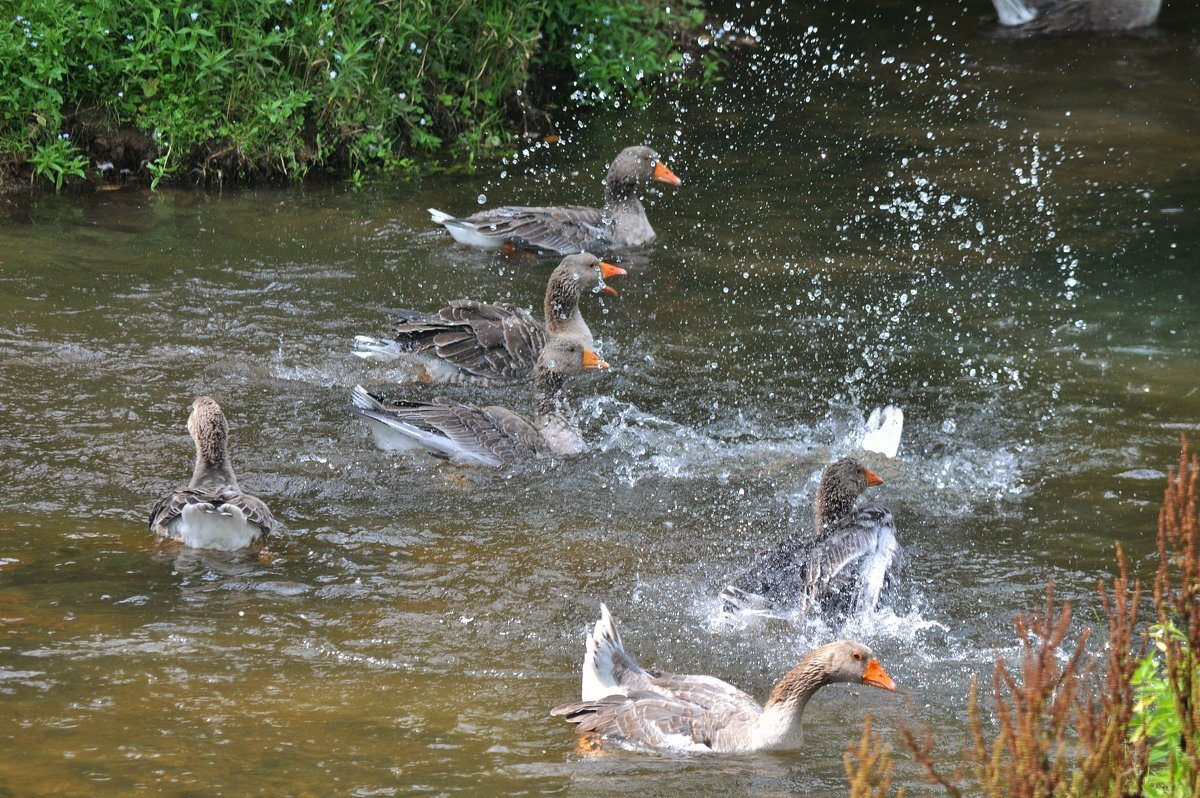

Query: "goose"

xmin=352 ymin=253 xmax=625 ymax=385
xmin=428 ymin=146 xmax=681 ymax=255
xmin=550 ymin=603 xmax=897 ymax=753
xmin=149 ymin=396 xmax=275 ymax=551
xmin=721 ymin=458 xmax=900 ymax=620
xmin=350 ymin=336 xmax=609 ymax=466
xmin=991 ymin=0 xmax=1160 ymax=31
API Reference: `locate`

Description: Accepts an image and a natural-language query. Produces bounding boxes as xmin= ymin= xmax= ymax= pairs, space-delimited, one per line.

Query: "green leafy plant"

xmin=28 ymin=135 xmax=88 ymax=190
xmin=2 ymin=0 xmax=713 ymax=187
xmin=1131 ymin=622 xmax=1192 ymax=798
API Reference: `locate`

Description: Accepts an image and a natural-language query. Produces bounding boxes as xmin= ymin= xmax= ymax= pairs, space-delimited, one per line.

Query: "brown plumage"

xmin=551 ymin=604 xmax=897 ymax=753
xmin=149 ymin=396 xmax=274 ymax=550
xmin=721 ymin=457 xmax=900 ymax=619
xmin=350 ymin=336 xmax=610 ymax=466
xmin=353 ymin=254 xmax=624 ymax=386
xmin=428 ymin=146 xmax=681 ymax=255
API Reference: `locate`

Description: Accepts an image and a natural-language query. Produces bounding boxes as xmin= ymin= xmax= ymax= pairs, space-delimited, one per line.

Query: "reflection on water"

xmin=1 ymin=0 xmax=1199 ymax=793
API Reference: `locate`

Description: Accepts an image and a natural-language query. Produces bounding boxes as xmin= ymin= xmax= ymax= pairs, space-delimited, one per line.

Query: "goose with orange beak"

xmin=429 ymin=146 xmax=680 ymax=255
xmin=552 ymin=603 xmax=897 ymax=753
xmin=351 ymin=336 xmax=610 ymax=466
xmin=353 ymin=253 xmax=625 ymax=386
xmin=721 ymin=457 xmax=900 ymax=620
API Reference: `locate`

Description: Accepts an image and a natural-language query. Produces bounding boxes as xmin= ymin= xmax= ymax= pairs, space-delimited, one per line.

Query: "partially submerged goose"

xmin=353 ymin=253 xmax=625 ymax=385
xmin=991 ymin=0 xmax=1160 ymax=31
xmin=721 ymin=458 xmax=900 ymax=619
xmin=350 ymin=336 xmax=609 ymax=466
xmin=551 ymin=604 xmax=897 ymax=753
xmin=428 ymin=146 xmax=681 ymax=255
xmin=149 ymin=396 xmax=275 ymax=551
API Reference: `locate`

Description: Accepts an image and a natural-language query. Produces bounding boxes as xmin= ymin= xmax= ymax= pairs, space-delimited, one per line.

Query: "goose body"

xmin=350 ymin=337 xmax=609 ymax=466
xmin=991 ymin=0 xmax=1160 ymax=31
xmin=353 ymin=254 xmax=624 ymax=385
xmin=149 ymin=396 xmax=275 ymax=551
xmin=721 ymin=458 xmax=900 ymax=619
xmin=551 ymin=604 xmax=897 ymax=753
xmin=429 ymin=146 xmax=680 ymax=255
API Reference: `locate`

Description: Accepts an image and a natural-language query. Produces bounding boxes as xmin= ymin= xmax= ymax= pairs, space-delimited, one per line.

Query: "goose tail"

xmin=581 ymin=603 xmax=628 ymax=700
xmin=992 ymin=0 xmax=1036 ymax=26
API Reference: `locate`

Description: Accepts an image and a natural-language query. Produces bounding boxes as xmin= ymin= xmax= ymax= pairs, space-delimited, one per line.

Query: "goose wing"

xmin=719 ymin=536 xmax=808 ymax=612
xmin=552 ymin=683 xmax=760 ymax=752
xmin=350 ymin=388 xmax=545 ymax=465
xmin=461 ymin=205 xmax=611 ymax=255
xmin=149 ymin=486 xmax=275 ymax=536
xmin=802 ymin=506 xmax=899 ymax=616
xmin=387 ymin=301 xmax=545 ymax=383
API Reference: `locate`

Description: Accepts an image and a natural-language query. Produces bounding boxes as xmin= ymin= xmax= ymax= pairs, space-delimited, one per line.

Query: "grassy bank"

xmin=1 ymin=0 xmax=711 ymax=189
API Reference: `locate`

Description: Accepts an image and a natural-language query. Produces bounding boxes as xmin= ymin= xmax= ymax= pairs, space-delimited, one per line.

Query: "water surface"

xmin=1 ymin=1 xmax=1198 ymax=794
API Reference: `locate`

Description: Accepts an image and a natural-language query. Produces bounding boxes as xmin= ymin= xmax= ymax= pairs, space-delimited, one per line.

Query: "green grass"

xmin=0 ymin=0 xmax=711 ymax=190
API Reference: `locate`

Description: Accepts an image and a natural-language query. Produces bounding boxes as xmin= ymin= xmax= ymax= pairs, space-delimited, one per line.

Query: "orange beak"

xmin=599 ymin=262 xmax=625 ymax=297
xmin=652 ymin=161 xmax=681 ymax=186
xmin=863 ymin=659 xmax=897 ymax=692
xmin=865 ymin=468 xmax=884 ymax=487
xmin=581 ymin=348 xmax=610 ymax=370
xmin=599 ymin=261 xmax=627 ymax=280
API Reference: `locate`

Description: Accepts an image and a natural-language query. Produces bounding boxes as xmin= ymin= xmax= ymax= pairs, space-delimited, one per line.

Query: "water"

xmin=1 ymin=1 xmax=1198 ymax=793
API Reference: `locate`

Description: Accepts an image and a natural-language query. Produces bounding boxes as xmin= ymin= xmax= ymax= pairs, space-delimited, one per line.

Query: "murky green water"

xmin=2 ymin=1 xmax=1198 ymax=794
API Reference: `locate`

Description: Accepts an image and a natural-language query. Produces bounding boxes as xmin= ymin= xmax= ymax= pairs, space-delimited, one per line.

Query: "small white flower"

xmin=189 ymin=11 xmax=198 ymax=20
xmin=329 ymin=70 xmax=337 ymax=79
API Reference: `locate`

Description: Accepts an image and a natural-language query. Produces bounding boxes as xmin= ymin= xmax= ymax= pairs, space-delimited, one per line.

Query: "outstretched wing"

xmin=803 ymin=506 xmax=899 ymax=616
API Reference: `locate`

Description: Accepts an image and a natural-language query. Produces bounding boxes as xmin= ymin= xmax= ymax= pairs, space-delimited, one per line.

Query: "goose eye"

xmin=852 ymin=652 xmax=863 ymax=661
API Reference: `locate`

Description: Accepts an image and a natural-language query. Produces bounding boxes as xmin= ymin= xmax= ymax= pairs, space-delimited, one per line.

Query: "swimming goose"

xmin=353 ymin=253 xmax=625 ymax=385
xmin=550 ymin=603 xmax=897 ymax=753
xmin=350 ymin=336 xmax=609 ymax=466
xmin=721 ymin=457 xmax=900 ymax=619
xmin=991 ymin=0 xmax=1160 ymax=31
xmin=149 ymin=396 xmax=275 ymax=550
xmin=428 ymin=146 xmax=681 ymax=255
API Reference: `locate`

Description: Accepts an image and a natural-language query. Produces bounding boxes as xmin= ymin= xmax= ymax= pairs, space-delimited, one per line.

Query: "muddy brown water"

xmin=1 ymin=1 xmax=1198 ymax=794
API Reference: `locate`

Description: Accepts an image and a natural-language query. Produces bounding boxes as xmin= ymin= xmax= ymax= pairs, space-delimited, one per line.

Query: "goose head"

xmin=551 ymin=253 xmax=627 ymax=302
xmin=815 ymin=457 xmax=884 ymax=533
xmin=606 ymin=146 xmax=681 ymax=202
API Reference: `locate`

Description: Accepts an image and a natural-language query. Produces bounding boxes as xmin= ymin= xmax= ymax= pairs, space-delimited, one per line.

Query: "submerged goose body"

xmin=429 ymin=146 xmax=681 ymax=255
xmin=991 ymin=0 xmax=1160 ymax=31
xmin=551 ymin=604 xmax=897 ymax=753
xmin=353 ymin=254 xmax=625 ymax=385
xmin=721 ymin=458 xmax=900 ymax=619
xmin=350 ymin=337 xmax=609 ymax=466
xmin=149 ymin=396 xmax=275 ymax=551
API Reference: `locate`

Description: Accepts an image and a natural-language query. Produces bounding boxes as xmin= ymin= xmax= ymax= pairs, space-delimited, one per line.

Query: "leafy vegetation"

xmin=847 ymin=437 xmax=1200 ymax=797
xmin=0 ymin=0 xmax=711 ymax=189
